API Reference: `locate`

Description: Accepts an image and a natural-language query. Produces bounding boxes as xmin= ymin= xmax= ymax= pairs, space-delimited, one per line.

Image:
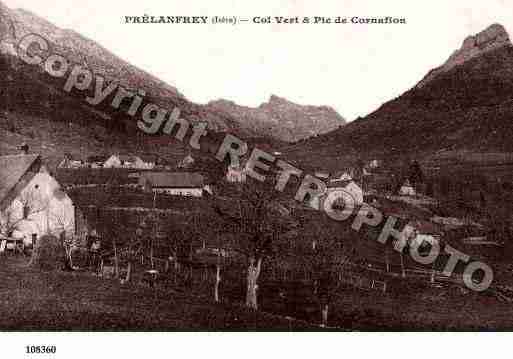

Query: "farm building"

xmin=104 ymin=154 xmax=153 ymax=169
xmin=314 ymin=171 xmax=330 ymax=179
xmin=138 ymin=172 xmax=206 ymax=197
xmin=58 ymin=154 xmax=84 ymax=169
xmin=103 ymin=154 xmax=126 ymax=168
xmin=399 ymin=179 xmax=416 ymax=196
xmin=135 ymin=154 xmax=156 ymax=169
xmin=369 ymin=159 xmax=380 ymax=169
xmin=0 ymin=154 xmax=77 ymax=241
xmin=86 ymin=155 xmax=108 ymax=168
xmin=178 ymin=154 xmax=195 ymax=169
xmin=309 ymin=178 xmax=364 ymax=210
xmin=226 ymin=164 xmax=247 ymax=183
xmin=330 ymin=171 xmax=353 ymax=182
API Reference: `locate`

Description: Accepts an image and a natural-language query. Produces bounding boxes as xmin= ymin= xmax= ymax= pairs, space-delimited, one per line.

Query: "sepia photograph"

xmin=1 ymin=0 xmax=513 ymax=356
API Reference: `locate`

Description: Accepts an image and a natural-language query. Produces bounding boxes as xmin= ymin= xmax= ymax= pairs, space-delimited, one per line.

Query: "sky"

xmin=3 ymin=0 xmax=513 ymax=121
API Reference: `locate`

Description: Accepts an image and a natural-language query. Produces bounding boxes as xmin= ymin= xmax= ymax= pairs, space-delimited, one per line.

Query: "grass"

xmin=2 ymin=253 xmax=513 ymax=330
xmin=0 ymin=256 xmax=319 ymax=331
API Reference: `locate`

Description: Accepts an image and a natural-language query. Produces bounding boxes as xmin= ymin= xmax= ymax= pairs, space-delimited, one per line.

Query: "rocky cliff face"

xmin=208 ymin=95 xmax=345 ymax=142
xmin=418 ymin=23 xmax=512 ymax=87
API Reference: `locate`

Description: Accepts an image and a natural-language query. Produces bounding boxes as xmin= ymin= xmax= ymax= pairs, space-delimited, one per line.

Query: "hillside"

xmin=0 ymin=1 xmax=243 ymax=136
xmin=0 ymin=0 xmax=345 ymax=162
xmin=207 ymin=95 xmax=345 ymax=142
xmin=281 ymin=24 xmax=513 ymax=173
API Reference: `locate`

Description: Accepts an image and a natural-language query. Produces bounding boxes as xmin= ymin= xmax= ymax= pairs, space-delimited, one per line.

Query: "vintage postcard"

xmin=0 ymin=0 xmax=512 ymax=357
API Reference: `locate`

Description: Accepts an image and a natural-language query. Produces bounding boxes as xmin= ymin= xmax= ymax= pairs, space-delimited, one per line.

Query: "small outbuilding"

xmin=226 ymin=164 xmax=247 ymax=183
xmin=104 ymin=154 xmax=146 ymax=168
xmin=399 ymin=179 xmax=416 ymax=196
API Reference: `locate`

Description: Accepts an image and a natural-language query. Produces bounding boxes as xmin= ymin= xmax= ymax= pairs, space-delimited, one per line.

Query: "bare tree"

xmin=213 ymin=181 xmax=292 ymax=310
xmin=298 ymin=212 xmax=357 ymax=326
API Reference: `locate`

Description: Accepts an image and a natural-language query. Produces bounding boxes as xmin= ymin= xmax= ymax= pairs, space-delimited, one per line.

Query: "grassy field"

xmin=0 ymin=256 xmax=320 ymax=331
xmin=2 ymin=253 xmax=513 ymax=330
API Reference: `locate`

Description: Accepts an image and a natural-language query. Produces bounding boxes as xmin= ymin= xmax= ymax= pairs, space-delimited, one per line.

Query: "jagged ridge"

xmin=208 ymin=94 xmax=345 ymax=142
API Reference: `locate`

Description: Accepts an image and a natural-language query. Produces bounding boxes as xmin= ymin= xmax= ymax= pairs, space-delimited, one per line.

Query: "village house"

xmin=0 ymin=153 xmax=77 ymax=244
xmin=330 ymin=171 xmax=353 ymax=182
xmin=86 ymin=155 xmax=108 ymax=168
xmin=138 ymin=172 xmax=207 ymax=197
xmin=399 ymin=179 xmax=416 ymax=196
xmin=226 ymin=164 xmax=247 ymax=183
xmin=309 ymin=173 xmax=364 ymax=210
xmin=134 ymin=154 xmax=156 ymax=169
xmin=405 ymin=219 xmax=442 ymax=250
xmin=104 ymin=154 xmax=156 ymax=169
xmin=103 ymin=154 xmax=136 ymax=168
xmin=314 ymin=171 xmax=330 ymax=179
xmin=369 ymin=159 xmax=380 ymax=169
xmin=178 ymin=154 xmax=195 ymax=169
xmin=103 ymin=154 xmax=123 ymax=168
xmin=58 ymin=153 xmax=84 ymax=169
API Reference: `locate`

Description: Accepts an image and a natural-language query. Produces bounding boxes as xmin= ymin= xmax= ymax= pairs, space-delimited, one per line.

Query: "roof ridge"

xmin=0 ymin=153 xmax=40 ymax=158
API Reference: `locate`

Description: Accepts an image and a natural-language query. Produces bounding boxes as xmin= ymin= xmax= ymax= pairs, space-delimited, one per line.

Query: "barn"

xmin=138 ymin=172 xmax=206 ymax=197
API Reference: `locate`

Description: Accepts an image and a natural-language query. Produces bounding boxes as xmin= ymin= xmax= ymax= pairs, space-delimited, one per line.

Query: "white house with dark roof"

xmin=138 ymin=172 xmax=206 ymax=197
xmin=104 ymin=154 xmax=155 ymax=169
xmin=0 ymin=154 xmax=76 ymax=243
xmin=399 ymin=179 xmax=416 ymax=196
xmin=178 ymin=154 xmax=195 ymax=169
xmin=58 ymin=154 xmax=84 ymax=169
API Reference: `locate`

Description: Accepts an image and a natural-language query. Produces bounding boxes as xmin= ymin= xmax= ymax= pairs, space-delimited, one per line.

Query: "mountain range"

xmin=2 ymin=0 xmax=513 ymax=181
xmin=207 ymin=95 xmax=345 ymax=143
xmin=0 ymin=0 xmax=344 ymax=150
xmin=282 ymin=23 xmax=513 ymax=175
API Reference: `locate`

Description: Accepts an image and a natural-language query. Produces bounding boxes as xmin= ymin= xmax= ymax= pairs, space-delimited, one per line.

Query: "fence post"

xmin=400 ymin=253 xmax=405 ymax=278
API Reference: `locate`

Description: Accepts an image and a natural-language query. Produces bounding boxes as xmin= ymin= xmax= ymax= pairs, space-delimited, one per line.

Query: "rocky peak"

xmin=462 ymin=23 xmax=510 ymax=50
xmin=207 ymin=94 xmax=345 ymax=142
xmin=267 ymin=94 xmax=288 ymax=104
xmin=418 ymin=23 xmax=512 ymax=87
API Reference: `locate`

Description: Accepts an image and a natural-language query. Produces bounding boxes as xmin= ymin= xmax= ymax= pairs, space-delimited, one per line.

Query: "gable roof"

xmin=87 ymin=155 xmax=108 ymax=163
xmin=117 ymin=154 xmax=135 ymax=163
xmin=178 ymin=155 xmax=195 ymax=168
xmin=327 ymin=179 xmax=353 ymax=188
xmin=140 ymin=172 xmax=204 ymax=188
xmin=331 ymin=171 xmax=353 ymax=182
xmin=138 ymin=154 xmax=158 ymax=163
xmin=0 ymin=154 xmax=41 ymax=206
